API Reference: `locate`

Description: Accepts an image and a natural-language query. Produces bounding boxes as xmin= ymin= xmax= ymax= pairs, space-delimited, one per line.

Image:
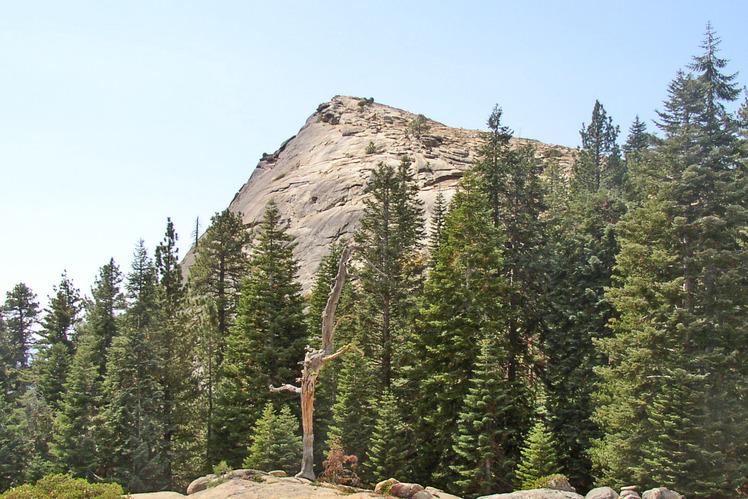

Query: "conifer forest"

xmin=1 ymin=26 xmax=747 ymax=498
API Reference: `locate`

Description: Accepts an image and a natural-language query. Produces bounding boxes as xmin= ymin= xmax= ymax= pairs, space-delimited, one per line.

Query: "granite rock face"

xmin=184 ymin=95 xmax=574 ymax=292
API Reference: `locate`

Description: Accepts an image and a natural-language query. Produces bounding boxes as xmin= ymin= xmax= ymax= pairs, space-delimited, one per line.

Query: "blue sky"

xmin=2 ymin=1 xmax=747 ymax=305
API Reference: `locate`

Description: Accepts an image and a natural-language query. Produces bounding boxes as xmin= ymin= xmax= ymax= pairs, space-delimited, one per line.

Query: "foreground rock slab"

xmin=131 ymin=476 xmax=382 ymax=499
xmin=585 ymin=487 xmax=619 ymax=499
xmin=129 ymin=493 xmax=186 ymax=499
xmin=478 ymin=489 xmax=584 ymax=499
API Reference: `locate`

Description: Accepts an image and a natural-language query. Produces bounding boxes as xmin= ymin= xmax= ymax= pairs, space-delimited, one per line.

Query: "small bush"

xmin=357 ymin=97 xmax=374 ymax=110
xmin=527 ymin=474 xmax=572 ymax=491
xmin=407 ymin=114 xmax=430 ymax=138
xmin=0 ymin=474 xmax=124 ymax=499
xmin=365 ymin=141 xmax=377 ymax=154
xmin=320 ymin=438 xmax=361 ymax=487
xmin=212 ymin=460 xmax=231 ymax=477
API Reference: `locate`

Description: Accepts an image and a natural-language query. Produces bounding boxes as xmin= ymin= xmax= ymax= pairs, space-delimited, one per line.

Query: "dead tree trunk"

xmin=271 ymin=245 xmax=357 ymax=480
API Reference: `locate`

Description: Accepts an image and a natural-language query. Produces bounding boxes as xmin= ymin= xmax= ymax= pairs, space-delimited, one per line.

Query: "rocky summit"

xmin=184 ymin=95 xmax=573 ymax=292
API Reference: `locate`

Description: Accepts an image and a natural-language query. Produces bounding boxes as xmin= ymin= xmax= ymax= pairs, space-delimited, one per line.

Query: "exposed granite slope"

xmin=184 ymin=95 xmax=574 ymax=292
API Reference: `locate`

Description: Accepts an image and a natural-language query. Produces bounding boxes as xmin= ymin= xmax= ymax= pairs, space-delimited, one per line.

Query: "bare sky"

xmin=2 ymin=0 xmax=747 ymax=305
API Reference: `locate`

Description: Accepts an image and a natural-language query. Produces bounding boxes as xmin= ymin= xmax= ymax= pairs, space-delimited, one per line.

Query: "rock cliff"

xmin=184 ymin=95 xmax=574 ymax=292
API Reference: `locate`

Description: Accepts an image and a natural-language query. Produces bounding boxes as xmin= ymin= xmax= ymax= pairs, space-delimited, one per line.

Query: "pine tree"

xmin=0 ymin=315 xmax=31 ymax=492
xmin=189 ymin=209 xmax=250 ymax=351
xmin=243 ymin=403 xmax=302 ymax=475
xmin=593 ymin=26 xmax=748 ymax=496
xmin=572 ymin=100 xmax=623 ymax=193
xmin=51 ymin=260 xmax=125 ymax=481
xmin=188 ymin=209 xmax=250 ymax=467
xmin=452 ymin=336 xmax=527 ymax=496
xmin=86 ymin=260 xmax=125 ymax=378
xmin=100 ymin=241 xmax=167 ymax=492
xmin=515 ymin=419 xmax=561 ymax=490
xmin=0 ymin=392 xmax=29 ymax=492
xmin=475 ymin=104 xmax=513 ymax=228
xmin=366 ymin=391 xmax=413 ymax=484
xmin=39 ymin=272 xmax=82 ymax=349
xmin=327 ymin=350 xmax=377 ymax=475
xmin=35 ymin=273 xmax=82 ymax=411
xmin=475 ymin=105 xmax=548 ymax=384
xmin=543 ymin=187 xmax=624 ymax=490
xmin=27 ymin=274 xmax=82 ymax=479
xmin=3 ymin=283 xmax=39 ymax=370
xmin=428 ymin=190 xmax=447 ymax=258
xmin=410 ymin=171 xmax=505 ymax=488
xmin=623 ymin=115 xmax=651 ymax=162
xmin=154 ymin=218 xmax=200 ymax=488
xmin=354 ymin=156 xmax=425 ymax=391
xmin=214 ymin=201 xmax=307 ymax=467
xmin=51 ymin=334 xmax=102 ymax=480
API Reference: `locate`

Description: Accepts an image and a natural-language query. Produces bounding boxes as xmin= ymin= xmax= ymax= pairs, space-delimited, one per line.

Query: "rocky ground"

xmin=128 ymin=470 xmax=681 ymax=499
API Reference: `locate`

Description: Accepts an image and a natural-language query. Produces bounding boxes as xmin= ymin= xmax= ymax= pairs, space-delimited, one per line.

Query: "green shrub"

xmin=357 ymin=97 xmax=374 ymax=110
xmin=527 ymin=474 xmax=571 ymax=491
xmin=212 ymin=460 xmax=231 ymax=477
xmin=365 ymin=141 xmax=377 ymax=154
xmin=0 ymin=474 xmax=124 ymax=499
xmin=407 ymin=114 xmax=430 ymax=137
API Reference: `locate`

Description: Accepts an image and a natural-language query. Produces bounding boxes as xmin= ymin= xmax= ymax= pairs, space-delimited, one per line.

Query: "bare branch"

xmin=269 ymin=383 xmax=302 ymax=394
xmin=355 ymin=251 xmax=388 ymax=279
xmin=323 ymin=343 xmax=364 ymax=364
xmin=320 ymin=246 xmax=354 ymax=355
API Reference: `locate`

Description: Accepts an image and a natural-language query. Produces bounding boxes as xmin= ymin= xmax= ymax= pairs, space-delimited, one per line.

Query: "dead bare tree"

xmin=271 ymin=245 xmax=360 ymax=480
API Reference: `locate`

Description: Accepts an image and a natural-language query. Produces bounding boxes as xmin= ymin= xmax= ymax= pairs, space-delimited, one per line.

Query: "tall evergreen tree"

xmin=0 ymin=391 xmax=29 ymax=492
xmin=623 ymin=115 xmax=651 ymax=162
xmin=35 ymin=273 xmax=81 ymax=411
xmin=214 ymin=201 xmax=307 ymax=467
xmin=51 ymin=260 xmax=124 ymax=480
xmin=593 ymin=26 xmax=747 ymax=496
xmin=100 ymin=241 xmax=167 ymax=492
xmin=86 ymin=260 xmax=125 ymax=378
xmin=427 ymin=190 xmax=447 ymax=259
xmin=366 ymin=390 xmax=414 ymax=484
xmin=0 ymin=315 xmax=30 ymax=491
xmin=3 ymin=283 xmax=39 ymax=370
xmin=354 ymin=156 xmax=425 ymax=391
xmin=51 ymin=333 xmax=103 ymax=480
xmin=474 ymin=105 xmax=548 ymax=384
xmin=326 ymin=350 xmax=377 ymax=477
xmin=154 ymin=218 xmax=200 ymax=488
xmin=543 ymin=186 xmax=624 ymax=490
xmin=572 ymin=100 xmax=623 ymax=193
xmin=410 ymin=171 xmax=505 ymax=488
xmin=188 ymin=209 xmax=250 ymax=468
